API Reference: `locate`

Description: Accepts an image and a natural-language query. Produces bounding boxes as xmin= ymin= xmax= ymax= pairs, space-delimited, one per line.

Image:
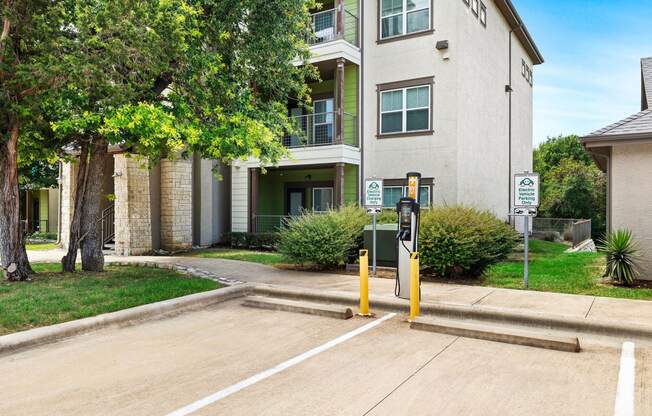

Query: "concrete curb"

xmin=0 ymin=283 xmax=254 ymax=355
xmin=410 ymin=317 xmax=581 ymax=353
xmin=243 ymin=296 xmax=353 ymax=320
xmin=251 ymin=284 xmax=652 ymax=341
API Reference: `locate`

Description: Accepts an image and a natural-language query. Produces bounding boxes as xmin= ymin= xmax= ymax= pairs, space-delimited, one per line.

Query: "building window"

xmin=312 ymin=187 xmax=333 ymax=212
xmin=471 ymin=0 xmax=479 ymax=16
xmin=382 ymin=185 xmax=431 ymax=208
xmin=380 ymin=0 xmax=431 ymax=39
xmin=313 ymin=99 xmax=334 ymax=144
xmin=380 ymin=85 xmax=431 ymax=134
xmin=479 ymin=2 xmax=487 ymax=26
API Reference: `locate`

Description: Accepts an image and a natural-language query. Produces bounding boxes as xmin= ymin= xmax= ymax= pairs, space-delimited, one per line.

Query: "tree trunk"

xmin=80 ymin=138 xmax=107 ymax=272
xmin=0 ymin=121 xmax=34 ymax=281
xmin=61 ymin=138 xmax=108 ymax=273
xmin=61 ymin=141 xmax=90 ymax=272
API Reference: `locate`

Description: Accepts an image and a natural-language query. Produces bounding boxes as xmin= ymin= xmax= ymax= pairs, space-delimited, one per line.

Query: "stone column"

xmin=160 ymin=158 xmax=193 ymax=251
xmin=113 ymin=154 xmax=152 ymax=256
xmin=59 ymin=161 xmax=78 ymax=249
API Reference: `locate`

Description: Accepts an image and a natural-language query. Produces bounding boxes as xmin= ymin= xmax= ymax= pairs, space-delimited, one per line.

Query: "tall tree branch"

xmin=0 ymin=16 xmax=10 ymax=64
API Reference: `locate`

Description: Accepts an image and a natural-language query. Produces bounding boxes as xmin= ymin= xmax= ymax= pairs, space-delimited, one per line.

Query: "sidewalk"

xmin=27 ymin=249 xmax=652 ymax=330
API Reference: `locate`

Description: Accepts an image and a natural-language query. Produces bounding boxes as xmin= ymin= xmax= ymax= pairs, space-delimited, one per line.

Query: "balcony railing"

xmin=309 ymin=8 xmax=359 ymax=47
xmin=283 ymin=112 xmax=358 ymax=148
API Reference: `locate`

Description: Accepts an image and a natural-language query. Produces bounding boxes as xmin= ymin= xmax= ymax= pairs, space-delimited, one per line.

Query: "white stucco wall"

xmin=362 ymin=0 xmax=534 ymax=215
xmin=231 ymin=165 xmax=249 ymax=232
xmin=611 ymin=143 xmax=652 ymax=279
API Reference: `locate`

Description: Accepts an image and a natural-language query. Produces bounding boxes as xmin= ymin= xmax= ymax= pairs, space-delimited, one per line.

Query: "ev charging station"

xmin=395 ymin=172 xmax=421 ymax=300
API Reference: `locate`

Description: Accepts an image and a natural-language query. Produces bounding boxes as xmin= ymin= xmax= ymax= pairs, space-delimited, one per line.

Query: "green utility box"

xmin=363 ymin=223 xmax=398 ymax=267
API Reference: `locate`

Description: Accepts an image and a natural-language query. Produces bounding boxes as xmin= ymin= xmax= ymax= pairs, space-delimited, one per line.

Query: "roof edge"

xmin=494 ymin=0 xmax=544 ymax=65
xmin=581 ymin=132 xmax=652 ymax=146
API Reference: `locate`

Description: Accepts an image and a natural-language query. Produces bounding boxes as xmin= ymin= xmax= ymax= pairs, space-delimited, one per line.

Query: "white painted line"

xmin=614 ymin=341 xmax=636 ymax=416
xmin=165 ymin=313 xmax=397 ymax=416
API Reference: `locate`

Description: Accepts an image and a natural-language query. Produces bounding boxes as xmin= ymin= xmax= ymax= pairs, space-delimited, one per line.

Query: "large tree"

xmin=534 ymin=135 xmax=607 ymax=236
xmin=55 ymin=0 xmax=317 ymax=272
xmin=0 ymin=1 xmax=73 ymax=280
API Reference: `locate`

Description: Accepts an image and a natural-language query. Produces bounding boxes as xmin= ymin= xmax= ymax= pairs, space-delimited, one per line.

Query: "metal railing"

xmin=254 ymin=215 xmax=293 ymax=233
xmin=533 ymin=217 xmax=592 ymax=247
xmin=283 ymin=112 xmax=358 ymax=148
xmin=101 ymin=205 xmax=115 ymax=248
xmin=309 ymin=8 xmax=359 ymax=47
xmin=571 ymin=219 xmax=592 ymax=247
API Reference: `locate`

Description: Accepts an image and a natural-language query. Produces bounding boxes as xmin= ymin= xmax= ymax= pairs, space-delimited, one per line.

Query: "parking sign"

xmin=364 ymin=179 xmax=383 ymax=210
xmin=514 ymin=172 xmax=540 ymax=208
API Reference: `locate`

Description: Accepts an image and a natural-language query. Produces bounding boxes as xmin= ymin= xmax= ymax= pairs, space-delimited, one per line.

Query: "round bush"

xmin=419 ymin=206 xmax=519 ymax=278
xmin=278 ymin=205 xmax=367 ymax=268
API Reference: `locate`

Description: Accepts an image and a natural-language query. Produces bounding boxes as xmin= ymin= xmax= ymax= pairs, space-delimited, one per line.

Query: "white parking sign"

xmin=514 ymin=173 xmax=539 ymax=208
xmin=364 ymin=179 xmax=383 ymax=210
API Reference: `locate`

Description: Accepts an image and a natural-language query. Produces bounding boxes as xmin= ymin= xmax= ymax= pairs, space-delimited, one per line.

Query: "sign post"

xmin=364 ymin=178 xmax=383 ymax=275
xmin=513 ymin=172 xmax=540 ymax=289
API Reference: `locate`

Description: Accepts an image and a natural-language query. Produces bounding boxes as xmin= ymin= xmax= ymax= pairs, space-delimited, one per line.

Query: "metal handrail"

xmin=284 ymin=111 xmax=358 ymax=148
xmin=308 ymin=8 xmax=359 ymax=47
xmin=101 ymin=205 xmax=115 ymax=247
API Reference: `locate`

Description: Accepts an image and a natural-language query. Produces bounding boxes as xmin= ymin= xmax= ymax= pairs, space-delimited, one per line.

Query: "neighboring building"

xmin=23 ymin=188 xmax=59 ymax=236
xmin=582 ymin=57 xmax=652 ymax=280
xmin=58 ymin=0 xmax=543 ymax=254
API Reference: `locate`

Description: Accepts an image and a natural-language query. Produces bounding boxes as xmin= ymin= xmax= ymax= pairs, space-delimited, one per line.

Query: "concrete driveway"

xmin=0 ymin=300 xmax=648 ymax=416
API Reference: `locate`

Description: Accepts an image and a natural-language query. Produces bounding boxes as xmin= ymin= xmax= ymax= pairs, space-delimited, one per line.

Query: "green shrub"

xmin=27 ymin=231 xmax=57 ymax=241
xmin=599 ymin=229 xmax=641 ymax=286
xmin=278 ymin=205 xmax=367 ymax=268
xmin=373 ymin=209 xmax=398 ymax=225
xmin=418 ymin=206 xmax=519 ymax=278
xmin=223 ymin=232 xmax=279 ymax=250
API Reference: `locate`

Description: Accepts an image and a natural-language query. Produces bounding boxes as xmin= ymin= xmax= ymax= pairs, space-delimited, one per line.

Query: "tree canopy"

xmin=534 ymin=135 xmax=606 ymax=236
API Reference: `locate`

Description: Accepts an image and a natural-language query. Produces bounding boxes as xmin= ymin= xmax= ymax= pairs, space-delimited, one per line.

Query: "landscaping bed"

xmin=483 ymin=240 xmax=652 ymax=300
xmin=0 ymin=263 xmax=220 ymax=335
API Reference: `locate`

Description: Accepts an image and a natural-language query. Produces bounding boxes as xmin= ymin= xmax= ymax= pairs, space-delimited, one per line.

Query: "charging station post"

xmin=396 ymin=172 xmax=421 ymax=300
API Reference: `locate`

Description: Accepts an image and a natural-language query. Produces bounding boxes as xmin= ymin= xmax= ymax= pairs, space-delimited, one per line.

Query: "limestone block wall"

xmin=59 ymin=162 xmax=77 ymax=249
xmin=160 ymin=158 xmax=193 ymax=251
xmin=113 ymin=154 xmax=153 ymax=255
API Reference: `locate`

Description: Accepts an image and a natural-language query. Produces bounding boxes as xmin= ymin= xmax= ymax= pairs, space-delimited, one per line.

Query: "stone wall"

xmin=113 ymin=154 xmax=153 ymax=255
xmin=59 ymin=162 xmax=77 ymax=249
xmin=160 ymin=159 xmax=193 ymax=251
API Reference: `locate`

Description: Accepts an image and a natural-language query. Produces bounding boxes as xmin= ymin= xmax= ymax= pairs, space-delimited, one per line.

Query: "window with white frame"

xmin=382 ymin=185 xmax=431 ymax=208
xmin=471 ymin=0 xmax=479 ymax=16
xmin=312 ymin=187 xmax=333 ymax=212
xmin=380 ymin=0 xmax=431 ymax=39
xmin=313 ymin=99 xmax=334 ymax=144
xmin=380 ymin=85 xmax=430 ymax=134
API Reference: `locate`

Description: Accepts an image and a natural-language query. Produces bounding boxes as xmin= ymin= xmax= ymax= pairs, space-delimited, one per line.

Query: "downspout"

xmin=56 ymin=161 xmax=63 ymax=245
xmin=359 ymin=0 xmax=364 ymax=204
xmin=507 ymin=25 xmax=521 ymax=221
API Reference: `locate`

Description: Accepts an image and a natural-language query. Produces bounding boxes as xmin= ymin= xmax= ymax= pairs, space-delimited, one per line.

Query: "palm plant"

xmin=599 ymin=229 xmax=641 ymax=286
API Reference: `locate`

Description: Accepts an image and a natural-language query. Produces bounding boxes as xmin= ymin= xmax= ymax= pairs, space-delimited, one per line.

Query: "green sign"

xmin=514 ymin=173 xmax=539 ymax=208
xmin=365 ymin=179 xmax=384 ymax=209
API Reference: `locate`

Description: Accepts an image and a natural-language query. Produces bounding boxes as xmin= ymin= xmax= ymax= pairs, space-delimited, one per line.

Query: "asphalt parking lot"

xmin=0 ymin=299 xmax=649 ymax=416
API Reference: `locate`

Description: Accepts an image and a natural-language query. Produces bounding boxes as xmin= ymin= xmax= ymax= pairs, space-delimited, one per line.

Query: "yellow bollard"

xmin=409 ymin=252 xmax=420 ymax=321
xmin=358 ymin=249 xmax=371 ymax=317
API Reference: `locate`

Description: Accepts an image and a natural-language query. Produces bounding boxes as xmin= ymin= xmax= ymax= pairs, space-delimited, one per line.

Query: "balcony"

xmin=309 ymin=8 xmax=359 ymax=48
xmin=283 ymin=112 xmax=358 ymax=148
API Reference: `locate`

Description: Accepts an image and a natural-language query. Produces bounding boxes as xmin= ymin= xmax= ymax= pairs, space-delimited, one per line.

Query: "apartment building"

xmin=58 ymin=0 xmax=543 ymax=254
xmin=234 ymin=0 xmax=543 ymax=233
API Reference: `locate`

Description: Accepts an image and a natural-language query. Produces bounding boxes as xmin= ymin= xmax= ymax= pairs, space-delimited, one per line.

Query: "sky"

xmin=511 ymin=0 xmax=652 ymax=145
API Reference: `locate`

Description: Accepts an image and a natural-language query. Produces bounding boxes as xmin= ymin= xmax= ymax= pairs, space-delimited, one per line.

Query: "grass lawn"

xmin=0 ymin=263 xmax=220 ymax=335
xmin=186 ymin=247 xmax=285 ymax=266
xmin=484 ymin=240 xmax=652 ymax=300
xmin=26 ymin=242 xmax=59 ymax=251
